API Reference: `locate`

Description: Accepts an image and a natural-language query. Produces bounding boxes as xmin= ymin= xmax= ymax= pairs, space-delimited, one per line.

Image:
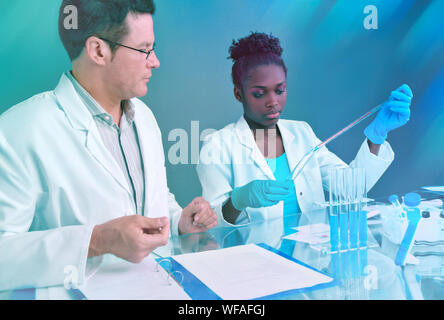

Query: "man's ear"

xmin=84 ymin=36 xmax=109 ymax=66
xmin=234 ymin=87 xmax=243 ymax=103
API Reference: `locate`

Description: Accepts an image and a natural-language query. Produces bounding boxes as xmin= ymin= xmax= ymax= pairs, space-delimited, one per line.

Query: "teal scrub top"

xmin=266 ymin=152 xmax=301 ymax=256
xmin=265 ymin=152 xmax=301 ymax=216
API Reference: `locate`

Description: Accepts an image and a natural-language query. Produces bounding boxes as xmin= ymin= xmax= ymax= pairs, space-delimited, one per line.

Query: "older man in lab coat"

xmin=0 ymin=0 xmax=217 ymax=292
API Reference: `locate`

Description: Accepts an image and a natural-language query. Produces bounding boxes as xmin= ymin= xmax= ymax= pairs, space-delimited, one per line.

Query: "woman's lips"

xmin=265 ymin=112 xmax=280 ymax=119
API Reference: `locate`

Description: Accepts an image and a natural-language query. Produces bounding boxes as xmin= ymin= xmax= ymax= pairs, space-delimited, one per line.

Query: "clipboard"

xmin=159 ymin=243 xmax=338 ymax=300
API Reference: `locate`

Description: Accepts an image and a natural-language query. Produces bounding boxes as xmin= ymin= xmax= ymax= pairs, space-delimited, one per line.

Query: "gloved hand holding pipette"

xmin=288 ymin=84 xmax=413 ymax=180
xmin=364 ymin=84 xmax=413 ymax=144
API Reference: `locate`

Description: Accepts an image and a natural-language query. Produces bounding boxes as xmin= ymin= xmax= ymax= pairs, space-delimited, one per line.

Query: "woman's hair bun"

xmin=229 ymin=32 xmax=283 ymax=61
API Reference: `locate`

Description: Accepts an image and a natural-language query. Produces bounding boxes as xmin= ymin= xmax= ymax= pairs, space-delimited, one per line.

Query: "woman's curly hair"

xmin=228 ymin=32 xmax=287 ymax=89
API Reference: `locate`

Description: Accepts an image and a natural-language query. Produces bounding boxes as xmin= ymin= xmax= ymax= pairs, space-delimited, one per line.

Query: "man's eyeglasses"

xmin=99 ymin=37 xmax=155 ymax=60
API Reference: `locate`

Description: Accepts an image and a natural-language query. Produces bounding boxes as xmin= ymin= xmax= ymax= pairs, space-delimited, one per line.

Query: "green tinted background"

xmin=1 ymin=0 xmax=443 ymax=207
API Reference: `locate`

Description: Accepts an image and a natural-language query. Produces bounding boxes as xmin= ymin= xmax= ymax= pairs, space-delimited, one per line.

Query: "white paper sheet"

xmin=292 ymin=223 xmax=330 ymax=233
xmin=422 ymin=186 xmax=444 ymax=192
xmin=79 ymin=255 xmax=190 ymax=300
xmin=172 ymin=244 xmax=333 ymax=300
xmin=285 ymin=223 xmax=330 ymax=245
xmin=365 ymin=207 xmax=382 ymax=219
xmin=285 ymin=220 xmax=381 ymax=245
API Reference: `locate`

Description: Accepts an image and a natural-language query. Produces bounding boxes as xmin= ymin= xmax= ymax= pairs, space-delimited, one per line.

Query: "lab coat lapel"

xmin=277 ymin=122 xmax=300 ymax=179
xmin=85 ymin=125 xmax=132 ymax=196
xmin=54 ymin=74 xmax=132 ymax=196
xmin=234 ymin=116 xmax=275 ymax=180
xmin=132 ymin=107 xmax=154 ymax=211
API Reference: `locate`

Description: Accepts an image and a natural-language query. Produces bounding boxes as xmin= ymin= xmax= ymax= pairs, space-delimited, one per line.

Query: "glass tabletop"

xmin=3 ymin=190 xmax=442 ymax=300
xmin=154 ymin=189 xmax=444 ymax=300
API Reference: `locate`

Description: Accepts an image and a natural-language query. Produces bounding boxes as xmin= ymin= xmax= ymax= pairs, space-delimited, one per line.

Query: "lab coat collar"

xmin=53 ymin=73 xmax=132 ymax=197
xmin=54 ymin=73 xmax=95 ymax=131
xmin=233 ymin=116 xmax=274 ymax=179
xmin=234 ymin=115 xmax=256 ymax=150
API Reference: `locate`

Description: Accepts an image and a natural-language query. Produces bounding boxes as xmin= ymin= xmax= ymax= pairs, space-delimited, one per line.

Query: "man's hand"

xmin=88 ymin=215 xmax=170 ymax=263
xmin=179 ymin=197 xmax=218 ymax=235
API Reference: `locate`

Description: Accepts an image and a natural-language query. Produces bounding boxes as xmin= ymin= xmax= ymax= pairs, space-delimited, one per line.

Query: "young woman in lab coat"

xmin=196 ymin=32 xmax=412 ymax=227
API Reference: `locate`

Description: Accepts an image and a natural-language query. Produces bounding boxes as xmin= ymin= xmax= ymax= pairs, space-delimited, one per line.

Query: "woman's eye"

xmin=276 ymin=88 xmax=286 ymax=95
xmin=252 ymin=92 xmax=264 ymax=98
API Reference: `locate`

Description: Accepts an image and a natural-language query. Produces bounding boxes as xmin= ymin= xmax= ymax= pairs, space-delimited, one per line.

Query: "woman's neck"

xmin=243 ymin=114 xmax=277 ymax=133
xmin=244 ymin=115 xmax=284 ymax=158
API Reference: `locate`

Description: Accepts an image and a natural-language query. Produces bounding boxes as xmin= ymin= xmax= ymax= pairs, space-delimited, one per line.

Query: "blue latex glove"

xmin=364 ymin=84 xmax=413 ymax=144
xmin=231 ymin=179 xmax=293 ymax=211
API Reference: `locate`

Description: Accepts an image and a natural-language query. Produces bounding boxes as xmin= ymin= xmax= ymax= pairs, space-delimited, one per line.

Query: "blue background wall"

xmin=1 ymin=0 xmax=443 ymax=207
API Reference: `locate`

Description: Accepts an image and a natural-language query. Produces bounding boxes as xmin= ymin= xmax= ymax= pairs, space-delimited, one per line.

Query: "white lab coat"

xmin=196 ymin=115 xmax=394 ymax=228
xmin=0 ymin=74 xmax=182 ymax=291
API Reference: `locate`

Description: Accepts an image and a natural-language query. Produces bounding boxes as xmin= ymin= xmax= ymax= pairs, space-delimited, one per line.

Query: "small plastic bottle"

xmin=394 ymin=192 xmax=421 ymax=266
xmin=388 ymin=194 xmax=408 ymax=242
xmin=388 ymin=194 xmax=406 ymax=219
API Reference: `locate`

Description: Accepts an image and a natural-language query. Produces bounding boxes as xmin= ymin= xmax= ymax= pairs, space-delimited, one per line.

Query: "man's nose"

xmin=147 ymin=51 xmax=160 ymax=69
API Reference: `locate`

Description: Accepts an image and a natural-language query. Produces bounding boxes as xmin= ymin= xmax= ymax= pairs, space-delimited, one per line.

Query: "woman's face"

xmin=235 ymin=63 xmax=287 ymax=129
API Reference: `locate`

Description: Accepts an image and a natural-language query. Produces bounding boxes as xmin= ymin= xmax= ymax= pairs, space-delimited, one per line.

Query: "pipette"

xmin=287 ymin=104 xmax=382 ymax=180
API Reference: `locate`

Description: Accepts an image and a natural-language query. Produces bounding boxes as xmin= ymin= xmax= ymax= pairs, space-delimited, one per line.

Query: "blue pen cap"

xmin=403 ymin=192 xmax=421 ymax=207
xmin=388 ymin=194 xmax=399 ymax=204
